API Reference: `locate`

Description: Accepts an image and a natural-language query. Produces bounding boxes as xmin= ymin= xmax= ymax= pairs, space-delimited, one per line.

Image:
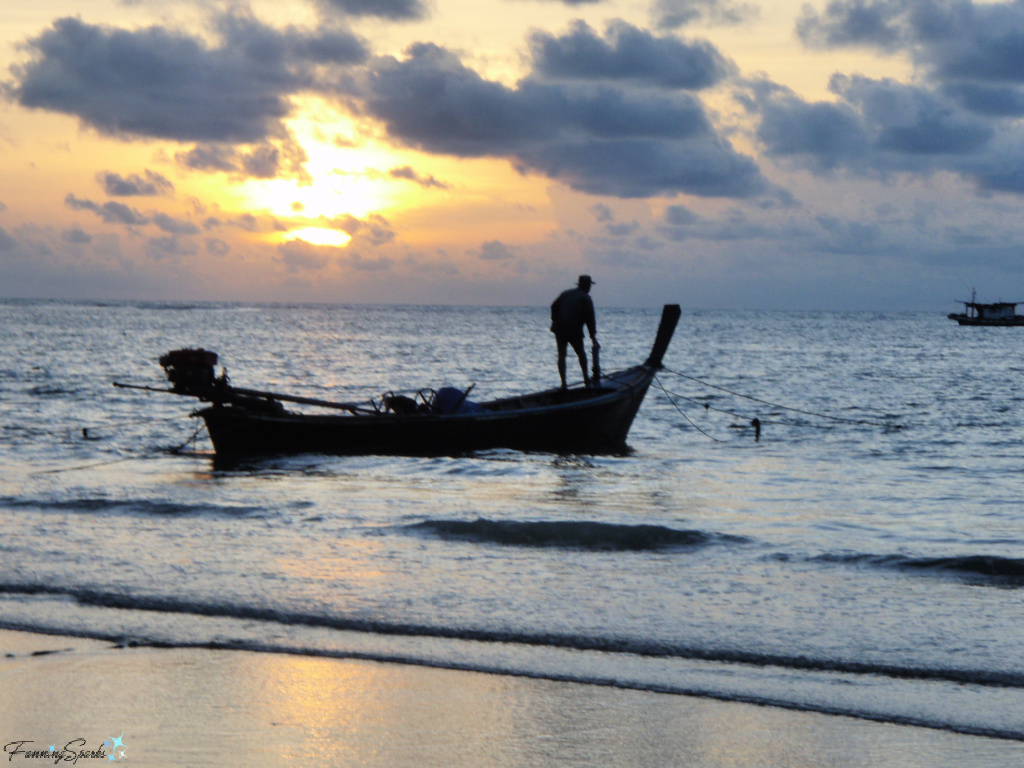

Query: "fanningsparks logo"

xmin=3 ymin=733 xmax=127 ymax=763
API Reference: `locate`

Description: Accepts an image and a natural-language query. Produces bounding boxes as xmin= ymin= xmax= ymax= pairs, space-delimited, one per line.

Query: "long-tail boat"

xmin=117 ymin=304 xmax=681 ymax=459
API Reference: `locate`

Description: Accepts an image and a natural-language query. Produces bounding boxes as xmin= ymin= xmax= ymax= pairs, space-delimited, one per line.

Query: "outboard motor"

xmin=159 ymin=348 xmax=218 ymax=394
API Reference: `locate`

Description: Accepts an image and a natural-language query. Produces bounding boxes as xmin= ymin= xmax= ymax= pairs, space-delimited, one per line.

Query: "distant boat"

xmin=116 ymin=305 xmax=682 ymax=460
xmin=948 ymin=290 xmax=1024 ymax=326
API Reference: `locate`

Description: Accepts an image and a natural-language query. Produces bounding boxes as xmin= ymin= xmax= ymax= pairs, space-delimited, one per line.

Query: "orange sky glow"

xmin=1 ymin=0 xmax=1022 ymax=309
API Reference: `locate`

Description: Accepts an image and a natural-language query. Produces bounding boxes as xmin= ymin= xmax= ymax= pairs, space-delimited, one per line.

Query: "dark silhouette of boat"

xmin=948 ymin=290 xmax=1024 ymax=326
xmin=119 ymin=305 xmax=681 ymax=459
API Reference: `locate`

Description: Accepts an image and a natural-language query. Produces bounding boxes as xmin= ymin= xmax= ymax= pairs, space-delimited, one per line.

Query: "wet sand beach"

xmin=2 ymin=629 xmax=1021 ymax=768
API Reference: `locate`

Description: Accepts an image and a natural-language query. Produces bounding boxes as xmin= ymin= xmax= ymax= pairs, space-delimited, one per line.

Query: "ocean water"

xmin=1 ymin=300 xmax=1023 ymax=744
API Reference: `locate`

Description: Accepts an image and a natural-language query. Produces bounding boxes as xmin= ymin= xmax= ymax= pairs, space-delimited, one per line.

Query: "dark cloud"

xmin=97 ymin=170 xmax=174 ymax=197
xmin=746 ymin=75 xmax=994 ymax=180
xmin=605 ymin=220 xmax=640 ymax=236
xmin=517 ymin=136 xmax=765 ymax=197
xmin=389 ymin=165 xmax=450 ymax=188
xmin=943 ymin=82 xmax=1024 ymax=117
xmin=528 ymin=20 xmax=735 ymax=89
xmin=664 ymin=204 xmax=701 ymax=225
xmin=147 ymin=235 xmax=198 ymax=260
xmin=61 ymin=226 xmax=92 ymax=244
xmin=8 ymin=15 xmax=367 ymax=144
xmin=65 ymin=193 xmax=149 ymax=226
xmin=797 ymin=0 xmax=1024 ymax=86
xmin=834 ymin=74 xmax=993 ymax=155
xmin=206 ymin=238 xmax=231 ymax=256
xmin=175 ymin=139 xmax=310 ymax=181
xmin=328 ymin=213 xmax=396 ymax=245
xmin=358 ymin=43 xmax=766 ymax=198
xmin=761 ymin=0 xmax=1024 ymax=194
xmin=814 ymin=215 xmax=882 ymax=254
xmin=796 ymin=0 xmax=906 ymax=50
xmin=278 ymin=239 xmax=334 ymax=272
xmin=315 ymin=0 xmax=429 ymax=20
xmin=748 ymin=81 xmax=871 ymax=171
xmin=152 ymin=212 xmax=201 ymax=235
xmin=652 ymin=0 xmax=759 ymax=29
xmin=345 ymin=252 xmax=395 ymax=271
xmin=0 ymin=226 xmax=16 ymax=252
xmin=479 ymin=240 xmax=514 ymax=260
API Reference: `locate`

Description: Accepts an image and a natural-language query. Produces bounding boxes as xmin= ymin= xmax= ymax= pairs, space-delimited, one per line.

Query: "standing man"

xmin=551 ymin=275 xmax=599 ymax=388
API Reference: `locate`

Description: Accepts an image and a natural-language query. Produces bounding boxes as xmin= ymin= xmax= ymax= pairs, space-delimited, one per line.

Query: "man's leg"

xmin=556 ymin=336 xmax=569 ymax=388
xmin=567 ymin=336 xmax=590 ymax=386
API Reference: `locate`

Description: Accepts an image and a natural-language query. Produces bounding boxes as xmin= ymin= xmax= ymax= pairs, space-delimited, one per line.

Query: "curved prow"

xmin=644 ymin=304 xmax=682 ymax=369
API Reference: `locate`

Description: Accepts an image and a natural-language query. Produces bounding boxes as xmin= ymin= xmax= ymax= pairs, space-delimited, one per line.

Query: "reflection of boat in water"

xmin=948 ymin=290 xmax=1024 ymax=326
xmin=117 ymin=304 xmax=681 ymax=460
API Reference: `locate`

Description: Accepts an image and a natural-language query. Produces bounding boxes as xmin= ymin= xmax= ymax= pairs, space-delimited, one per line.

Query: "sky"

xmin=2 ymin=0 xmax=1024 ymax=310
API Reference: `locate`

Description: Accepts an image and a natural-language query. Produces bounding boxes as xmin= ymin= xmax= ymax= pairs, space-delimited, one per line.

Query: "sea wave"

xmin=809 ymin=552 xmax=1024 ymax=586
xmin=0 ymin=495 xmax=266 ymax=518
xmin=1 ymin=580 xmax=1020 ymax=691
xmin=404 ymin=518 xmax=750 ymax=551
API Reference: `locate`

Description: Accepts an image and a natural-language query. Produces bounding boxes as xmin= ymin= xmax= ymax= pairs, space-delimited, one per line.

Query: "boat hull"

xmin=948 ymin=314 xmax=1024 ymax=326
xmin=198 ymin=366 xmax=657 ymax=459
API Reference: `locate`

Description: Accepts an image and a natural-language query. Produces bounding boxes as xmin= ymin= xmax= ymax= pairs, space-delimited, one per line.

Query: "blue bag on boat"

xmin=434 ymin=386 xmax=482 ymax=414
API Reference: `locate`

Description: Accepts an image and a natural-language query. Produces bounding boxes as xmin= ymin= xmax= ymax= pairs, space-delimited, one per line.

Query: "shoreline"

xmin=3 ymin=628 xmax=1023 ymax=767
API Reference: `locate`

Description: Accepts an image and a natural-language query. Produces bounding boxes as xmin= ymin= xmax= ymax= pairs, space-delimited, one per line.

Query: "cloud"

xmin=65 ymin=193 xmax=149 ymax=226
xmin=834 ymin=74 xmax=993 ymax=156
xmin=389 ymin=165 xmax=450 ymax=188
xmin=206 ymin=238 xmax=231 ymax=256
xmin=652 ymin=0 xmax=759 ymax=29
xmin=147 ymin=235 xmax=198 ymax=260
xmin=315 ymin=0 xmax=429 ymax=20
xmin=479 ymin=240 xmax=515 ymax=260
xmin=796 ymin=0 xmax=906 ymax=50
xmin=175 ymin=139 xmax=310 ymax=181
xmin=664 ymin=204 xmax=701 ymax=225
xmin=797 ymin=0 xmax=1024 ymax=88
xmin=61 ymin=226 xmax=92 ymax=244
xmin=97 ymin=170 xmax=174 ymax=197
xmin=357 ymin=42 xmax=767 ymax=198
xmin=152 ymin=212 xmax=201 ymax=235
xmin=328 ymin=213 xmax=396 ymax=245
xmin=278 ymin=238 xmax=335 ymax=272
xmin=528 ymin=20 xmax=735 ymax=89
xmin=747 ymin=0 xmax=1024 ymax=194
xmin=942 ymin=82 xmax=1024 ymax=117
xmin=745 ymin=75 xmax=994 ymax=178
xmin=345 ymin=252 xmax=395 ymax=271
xmin=0 ymin=226 xmax=16 ymax=252
xmin=8 ymin=15 xmax=367 ymax=144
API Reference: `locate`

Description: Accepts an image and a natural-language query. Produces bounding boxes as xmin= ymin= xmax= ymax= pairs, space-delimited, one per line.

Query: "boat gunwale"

xmin=196 ymin=364 xmax=653 ymax=425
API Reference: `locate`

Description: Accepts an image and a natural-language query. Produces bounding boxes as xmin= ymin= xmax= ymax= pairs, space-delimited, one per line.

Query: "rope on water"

xmin=660 ymin=367 xmax=900 ymax=429
xmin=653 ymin=376 xmax=726 ymax=443
xmin=31 ymin=420 xmax=207 ymax=476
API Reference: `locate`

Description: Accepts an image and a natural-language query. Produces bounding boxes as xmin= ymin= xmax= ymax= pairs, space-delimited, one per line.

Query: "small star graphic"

xmin=115 ymin=747 xmax=127 ymax=760
xmin=48 ymin=745 xmax=55 ymax=753
xmin=109 ymin=734 xmax=124 ymax=750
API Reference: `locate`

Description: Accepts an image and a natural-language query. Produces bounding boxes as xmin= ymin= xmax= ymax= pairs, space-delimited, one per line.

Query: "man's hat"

xmin=577 ymin=274 xmax=595 ymax=287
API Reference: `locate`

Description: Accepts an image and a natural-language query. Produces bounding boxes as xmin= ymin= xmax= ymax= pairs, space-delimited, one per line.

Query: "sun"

xmin=281 ymin=227 xmax=352 ymax=247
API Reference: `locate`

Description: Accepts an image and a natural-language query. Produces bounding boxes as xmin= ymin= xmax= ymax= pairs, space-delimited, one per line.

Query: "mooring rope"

xmin=31 ymin=420 xmax=207 ymax=476
xmin=660 ymin=367 xmax=899 ymax=429
xmin=653 ymin=375 xmax=727 ymax=443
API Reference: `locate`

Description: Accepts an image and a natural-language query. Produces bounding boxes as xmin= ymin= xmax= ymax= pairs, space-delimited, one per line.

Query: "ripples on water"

xmin=1 ymin=300 xmax=1023 ymax=742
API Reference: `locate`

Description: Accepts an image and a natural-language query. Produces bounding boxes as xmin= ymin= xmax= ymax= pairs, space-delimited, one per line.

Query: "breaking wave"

xmin=811 ymin=552 xmax=1024 ymax=586
xmin=405 ymin=518 xmax=749 ymax=551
